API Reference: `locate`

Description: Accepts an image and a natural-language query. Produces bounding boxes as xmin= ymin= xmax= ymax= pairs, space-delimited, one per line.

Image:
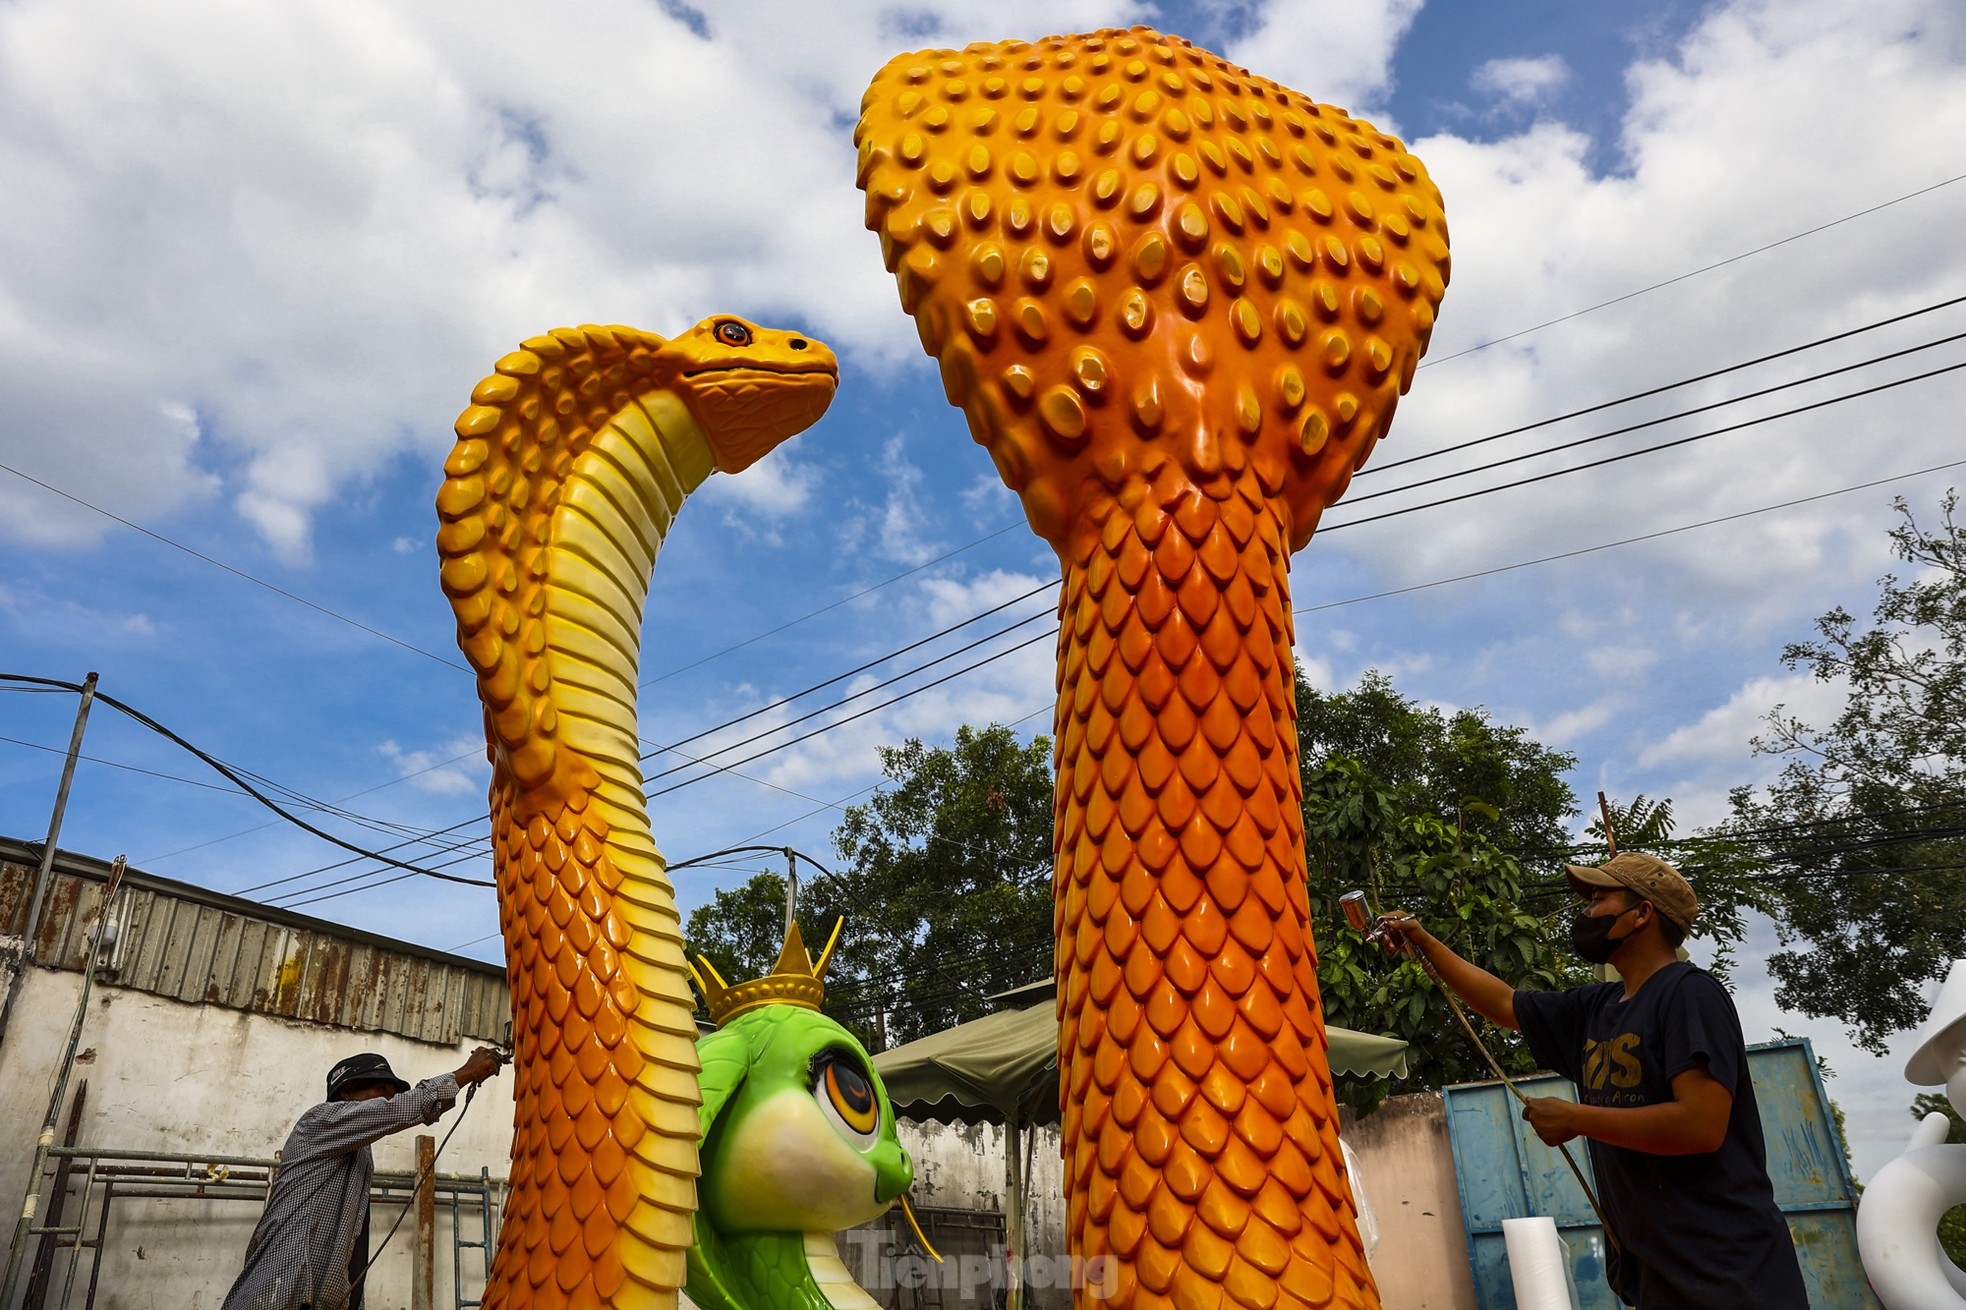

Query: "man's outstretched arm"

xmin=287 ymin=1048 xmax=505 ymax=1162
xmin=1379 ymin=914 xmax=1519 ymax=1029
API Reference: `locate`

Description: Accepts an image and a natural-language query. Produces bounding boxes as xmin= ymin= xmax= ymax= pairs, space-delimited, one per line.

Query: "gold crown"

xmin=690 ymin=918 xmax=843 ymax=1026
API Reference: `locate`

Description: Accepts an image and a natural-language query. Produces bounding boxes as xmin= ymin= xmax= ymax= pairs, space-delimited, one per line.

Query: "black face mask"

xmin=1569 ymin=904 xmax=1638 ymax=964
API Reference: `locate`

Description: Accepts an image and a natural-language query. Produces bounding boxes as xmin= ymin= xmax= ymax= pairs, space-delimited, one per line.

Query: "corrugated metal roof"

xmin=0 ymin=838 xmax=507 ymax=1045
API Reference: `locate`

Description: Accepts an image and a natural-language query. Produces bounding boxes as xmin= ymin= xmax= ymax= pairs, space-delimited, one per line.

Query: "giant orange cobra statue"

xmin=437 ymin=319 xmax=836 ymax=1308
xmin=857 ymin=27 xmax=1449 ymax=1310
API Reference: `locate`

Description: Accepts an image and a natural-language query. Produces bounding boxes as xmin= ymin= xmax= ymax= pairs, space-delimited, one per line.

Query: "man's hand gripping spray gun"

xmin=1338 ymin=889 xmax=1621 ymax=1253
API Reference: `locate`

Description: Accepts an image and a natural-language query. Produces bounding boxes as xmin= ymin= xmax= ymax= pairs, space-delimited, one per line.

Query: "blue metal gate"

xmin=1441 ymin=1038 xmax=1877 ymax=1308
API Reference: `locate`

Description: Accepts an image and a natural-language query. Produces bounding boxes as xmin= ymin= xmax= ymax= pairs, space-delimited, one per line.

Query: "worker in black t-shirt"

xmin=1381 ymin=851 xmax=1808 ymax=1309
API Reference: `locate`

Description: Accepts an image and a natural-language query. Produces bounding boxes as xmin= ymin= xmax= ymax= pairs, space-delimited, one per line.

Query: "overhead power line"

xmin=29 ymin=234 xmax=1966 ymax=912
xmin=1418 ymin=167 xmax=1966 ymax=369
xmin=640 ymin=523 xmax=1026 ymax=687
xmin=1322 ymin=356 xmax=1966 ymax=534
xmin=638 ymin=581 xmax=1057 ymax=763
xmin=1295 ymin=454 xmax=1966 ymax=615
xmin=0 ymin=673 xmax=492 ymax=888
xmin=642 ymin=608 xmax=1054 ymax=774
xmin=1348 ymin=327 xmax=1966 ymax=507
xmin=24 ymin=421 xmax=1963 ymax=912
xmin=1372 ymin=292 xmax=1966 ymax=477
xmin=0 ymin=459 xmax=465 ymax=672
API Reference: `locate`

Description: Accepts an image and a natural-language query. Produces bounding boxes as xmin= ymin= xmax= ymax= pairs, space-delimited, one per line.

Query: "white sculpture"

xmin=1857 ymin=959 xmax=1966 ymax=1308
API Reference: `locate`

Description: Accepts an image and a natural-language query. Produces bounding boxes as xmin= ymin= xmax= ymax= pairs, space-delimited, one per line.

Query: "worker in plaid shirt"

xmin=221 ymin=1048 xmax=502 ymax=1310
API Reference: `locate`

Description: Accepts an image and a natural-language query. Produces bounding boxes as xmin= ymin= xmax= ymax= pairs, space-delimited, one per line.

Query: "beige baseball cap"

xmin=1563 ymin=851 xmax=1699 ymax=934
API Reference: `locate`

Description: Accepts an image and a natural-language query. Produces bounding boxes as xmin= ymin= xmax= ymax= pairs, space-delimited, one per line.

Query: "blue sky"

xmin=3 ymin=0 xmax=1964 ymax=1182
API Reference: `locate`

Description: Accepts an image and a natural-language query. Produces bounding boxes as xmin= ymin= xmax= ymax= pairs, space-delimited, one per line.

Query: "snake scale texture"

xmin=438 ymin=318 xmax=836 ymax=1309
xmin=857 ymin=27 xmax=1450 ymax=1310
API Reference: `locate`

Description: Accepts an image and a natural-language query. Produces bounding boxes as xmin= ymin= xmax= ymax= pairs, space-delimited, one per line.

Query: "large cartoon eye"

xmin=812 ymin=1049 xmax=880 ymax=1147
xmin=716 ymin=320 xmax=753 ymax=346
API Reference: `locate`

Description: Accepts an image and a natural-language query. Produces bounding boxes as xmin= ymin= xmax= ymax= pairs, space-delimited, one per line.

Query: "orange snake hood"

xmin=857 ymin=26 xmax=1448 ymax=1310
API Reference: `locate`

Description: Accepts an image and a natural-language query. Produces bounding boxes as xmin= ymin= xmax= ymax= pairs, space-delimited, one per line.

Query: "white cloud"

xmin=1324 ymin=0 xmax=1966 ymax=654
xmin=1470 ymin=55 xmax=1571 ymax=108
xmin=696 ymin=435 xmax=824 ymax=542
xmin=0 ymin=0 xmax=1158 ymax=556
xmin=1636 ymin=671 xmax=1844 ymax=771
xmin=1226 ymin=0 xmax=1425 ymax=121
xmin=376 ymin=735 xmax=487 ymax=796
xmin=0 ymin=584 xmax=159 ymax=646
xmin=860 ymin=434 xmax=939 ymax=566
xmin=1584 ymin=643 xmax=1659 ymax=681
xmin=1518 ymin=693 xmax=1623 ymax=749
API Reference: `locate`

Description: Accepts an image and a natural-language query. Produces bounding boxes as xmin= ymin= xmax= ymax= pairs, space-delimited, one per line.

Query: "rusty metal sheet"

xmin=0 ymin=850 xmax=509 ymax=1047
xmin=0 ymin=860 xmax=31 ymax=936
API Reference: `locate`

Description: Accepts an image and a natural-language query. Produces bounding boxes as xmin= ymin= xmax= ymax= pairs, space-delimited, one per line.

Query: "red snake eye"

xmin=716 ymin=321 xmax=752 ymax=346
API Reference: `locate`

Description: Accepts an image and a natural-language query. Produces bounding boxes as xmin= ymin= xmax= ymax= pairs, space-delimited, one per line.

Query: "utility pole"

xmin=412 ymin=1135 xmax=436 ymax=1310
xmin=784 ymin=848 xmax=799 ymax=936
xmin=1 ymin=855 xmax=125 ymax=1306
xmin=0 ymin=672 xmax=99 ymax=1049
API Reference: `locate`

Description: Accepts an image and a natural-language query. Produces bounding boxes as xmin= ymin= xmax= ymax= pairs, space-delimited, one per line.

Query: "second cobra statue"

xmin=857 ymin=26 xmax=1450 ymax=1310
xmin=438 ymin=318 xmax=837 ymax=1308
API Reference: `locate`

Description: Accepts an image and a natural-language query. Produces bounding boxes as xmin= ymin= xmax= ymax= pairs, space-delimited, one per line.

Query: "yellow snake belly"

xmin=438 ymin=320 xmax=836 ymax=1309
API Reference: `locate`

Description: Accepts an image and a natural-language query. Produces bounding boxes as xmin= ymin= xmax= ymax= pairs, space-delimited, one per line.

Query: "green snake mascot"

xmin=686 ymin=920 xmax=940 ymax=1310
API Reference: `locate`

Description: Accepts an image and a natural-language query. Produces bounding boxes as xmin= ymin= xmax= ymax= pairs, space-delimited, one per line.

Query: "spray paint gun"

xmin=1338 ymin=890 xmax=1415 ymax=959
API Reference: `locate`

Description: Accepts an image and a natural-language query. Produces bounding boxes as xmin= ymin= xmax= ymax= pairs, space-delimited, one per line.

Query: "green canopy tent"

xmin=872 ymin=998 xmax=1408 ymax=1310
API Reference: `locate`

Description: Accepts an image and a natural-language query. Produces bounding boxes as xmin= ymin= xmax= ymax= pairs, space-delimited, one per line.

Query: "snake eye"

xmin=812 ymin=1049 xmax=880 ymax=1147
xmin=715 ymin=320 xmax=752 ymax=347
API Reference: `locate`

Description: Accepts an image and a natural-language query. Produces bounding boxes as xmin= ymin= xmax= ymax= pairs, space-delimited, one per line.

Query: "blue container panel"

xmin=1443 ymin=1039 xmax=1882 ymax=1310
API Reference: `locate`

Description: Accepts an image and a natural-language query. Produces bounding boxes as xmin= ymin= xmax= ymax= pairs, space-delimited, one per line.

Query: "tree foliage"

xmin=831 ymin=724 xmax=1056 ymax=1045
xmin=1297 ymin=668 xmax=1579 ymax=860
xmin=1715 ymin=492 xmax=1966 ymax=1052
xmin=682 ymin=864 xmax=882 ymax=1041
xmin=1303 ymin=756 xmax=1582 ymax=1111
xmin=684 ymin=724 xmax=1054 ymax=1047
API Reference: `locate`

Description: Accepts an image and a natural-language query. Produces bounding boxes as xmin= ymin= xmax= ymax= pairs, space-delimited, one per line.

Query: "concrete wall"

xmin=854 ymin=1095 xmax=1479 ymax=1310
xmin=1342 ymin=1093 xmax=1479 ymax=1310
xmin=836 ymin=1119 xmax=1071 ymax=1310
xmin=0 ymin=966 xmax=517 ymax=1310
xmin=1 ymin=957 xmax=1478 ymax=1310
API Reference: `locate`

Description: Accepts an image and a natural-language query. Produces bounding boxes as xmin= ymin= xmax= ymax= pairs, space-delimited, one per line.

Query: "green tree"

xmin=686 ymin=725 xmax=1054 ymax=1047
xmin=1303 ymin=756 xmax=1581 ymax=1111
xmin=683 ymin=864 xmax=886 ymax=1042
xmin=1715 ymin=492 xmax=1966 ymax=1052
xmin=827 ymin=724 xmax=1055 ymax=1044
xmin=1908 ymin=1092 xmax=1966 ymax=1264
xmin=1577 ymin=794 xmax=1771 ymax=985
xmin=1296 ymin=668 xmax=1580 ymax=859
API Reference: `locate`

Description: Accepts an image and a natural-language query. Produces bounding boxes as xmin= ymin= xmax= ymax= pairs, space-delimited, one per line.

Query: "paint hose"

xmin=348 ymin=1048 xmax=507 ymax=1296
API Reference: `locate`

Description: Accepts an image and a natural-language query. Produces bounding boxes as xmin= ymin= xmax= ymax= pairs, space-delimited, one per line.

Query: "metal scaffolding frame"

xmin=12 ymin=1145 xmax=503 ymax=1310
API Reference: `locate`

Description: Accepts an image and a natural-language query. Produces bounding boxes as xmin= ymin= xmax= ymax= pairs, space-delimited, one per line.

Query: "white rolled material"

xmin=1501 ymin=1216 xmax=1578 ymax=1310
xmin=1856 ymin=1117 xmax=1966 ymax=1309
xmin=1339 ymin=1137 xmax=1380 ymax=1261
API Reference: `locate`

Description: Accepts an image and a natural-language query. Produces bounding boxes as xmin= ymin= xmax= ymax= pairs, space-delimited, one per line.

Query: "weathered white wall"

xmin=836 ymin=1119 xmax=1072 ymax=1310
xmin=1341 ymin=1093 xmax=1479 ymax=1310
xmin=0 ymin=966 xmax=516 ymax=1310
xmin=2 ymin=967 xmax=1475 ymax=1310
xmin=869 ymin=1097 xmax=1479 ymax=1310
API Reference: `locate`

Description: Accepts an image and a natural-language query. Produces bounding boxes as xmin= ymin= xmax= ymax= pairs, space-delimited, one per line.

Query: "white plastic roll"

xmin=1339 ymin=1137 xmax=1380 ymax=1262
xmin=1502 ymin=1216 xmax=1578 ymax=1310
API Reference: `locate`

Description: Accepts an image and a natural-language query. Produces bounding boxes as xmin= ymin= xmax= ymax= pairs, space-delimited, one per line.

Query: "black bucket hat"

xmin=326 ymin=1053 xmax=411 ymax=1100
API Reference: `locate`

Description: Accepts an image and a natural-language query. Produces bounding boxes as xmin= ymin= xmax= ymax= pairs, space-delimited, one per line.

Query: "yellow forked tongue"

xmin=898 ymin=1193 xmax=943 ymax=1263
